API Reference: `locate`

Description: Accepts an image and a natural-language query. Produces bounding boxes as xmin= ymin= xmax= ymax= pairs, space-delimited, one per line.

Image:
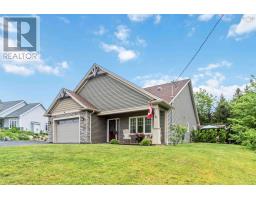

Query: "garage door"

xmin=56 ymin=118 xmax=79 ymax=143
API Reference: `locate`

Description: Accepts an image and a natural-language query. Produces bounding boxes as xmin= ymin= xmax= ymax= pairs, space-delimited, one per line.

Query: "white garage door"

xmin=56 ymin=118 xmax=79 ymax=143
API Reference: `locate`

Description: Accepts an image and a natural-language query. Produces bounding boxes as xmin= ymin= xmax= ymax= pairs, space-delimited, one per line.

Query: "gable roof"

xmin=5 ymin=103 xmax=42 ymax=118
xmin=45 ymin=88 xmax=98 ymax=115
xmin=144 ymin=79 xmax=190 ymax=103
xmin=0 ymin=100 xmax=25 ymax=113
xmin=65 ymin=89 xmax=98 ymax=110
xmin=74 ymin=63 xmax=161 ymax=101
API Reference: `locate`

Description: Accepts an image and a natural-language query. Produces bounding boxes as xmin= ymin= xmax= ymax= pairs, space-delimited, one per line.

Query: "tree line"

xmin=193 ymin=75 xmax=256 ymax=149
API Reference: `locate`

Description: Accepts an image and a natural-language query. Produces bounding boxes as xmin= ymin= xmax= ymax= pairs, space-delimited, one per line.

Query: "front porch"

xmin=102 ymin=105 xmax=168 ymax=145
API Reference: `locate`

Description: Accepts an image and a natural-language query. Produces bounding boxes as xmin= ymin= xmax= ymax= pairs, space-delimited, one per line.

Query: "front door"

xmin=108 ymin=119 xmax=120 ymax=142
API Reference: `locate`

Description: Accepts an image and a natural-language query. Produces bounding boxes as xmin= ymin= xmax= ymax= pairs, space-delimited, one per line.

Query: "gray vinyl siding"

xmin=51 ymin=97 xmax=83 ymax=114
xmin=168 ymin=84 xmax=197 ymax=143
xmin=91 ymin=114 xmax=107 ymax=143
xmin=160 ymin=111 xmax=165 ymax=144
xmin=79 ymin=74 xmax=151 ymax=111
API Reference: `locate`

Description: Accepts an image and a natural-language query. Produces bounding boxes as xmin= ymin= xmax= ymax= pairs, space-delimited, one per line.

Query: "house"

xmin=0 ymin=100 xmax=48 ymax=133
xmin=45 ymin=64 xmax=200 ymax=144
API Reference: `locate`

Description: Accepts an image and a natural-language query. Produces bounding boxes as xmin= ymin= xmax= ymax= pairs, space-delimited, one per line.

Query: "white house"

xmin=0 ymin=100 xmax=48 ymax=133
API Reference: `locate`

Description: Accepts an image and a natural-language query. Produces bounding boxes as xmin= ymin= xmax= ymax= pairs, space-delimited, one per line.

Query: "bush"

xmin=169 ymin=124 xmax=187 ymax=145
xmin=110 ymin=139 xmax=119 ymax=144
xmin=18 ymin=133 xmax=30 ymax=140
xmin=192 ymin=129 xmax=229 ymax=143
xmin=140 ymin=138 xmax=151 ymax=146
xmin=232 ymin=129 xmax=256 ymax=150
xmin=0 ymin=128 xmax=36 ymax=141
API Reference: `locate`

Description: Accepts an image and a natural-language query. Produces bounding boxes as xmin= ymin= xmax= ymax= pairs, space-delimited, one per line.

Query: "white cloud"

xmin=58 ymin=16 xmax=70 ymax=24
xmin=127 ymin=14 xmax=152 ymax=22
xmin=114 ymin=25 xmax=130 ymax=41
xmin=192 ymin=60 xmax=245 ymax=99
xmin=154 ymin=15 xmax=161 ymax=24
xmin=101 ymin=43 xmax=137 ymax=62
xmin=60 ymin=61 xmax=69 ymax=69
xmin=194 ymin=80 xmax=246 ymax=99
xmin=2 ymin=64 xmax=34 ymax=76
xmin=198 ymin=14 xmax=215 ymax=22
xmin=94 ymin=25 xmax=107 ymax=36
xmin=198 ymin=60 xmax=232 ymax=71
xmin=228 ymin=14 xmax=256 ymax=39
xmin=1 ymin=53 xmax=69 ymax=76
xmin=135 ymin=74 xmax=175 ymax=87
xmin=127 ymin=14 xmax=161 ymax=24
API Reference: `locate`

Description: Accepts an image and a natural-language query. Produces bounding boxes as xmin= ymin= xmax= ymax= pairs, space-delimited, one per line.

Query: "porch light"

xmin=80 ymin=117 xmax=84 ymax=121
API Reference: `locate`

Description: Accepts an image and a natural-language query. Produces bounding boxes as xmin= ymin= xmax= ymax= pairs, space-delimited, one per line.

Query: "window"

xmin=9 ymin=119 xmax=17 ymax=128
xmin=130 ymin=118 xmax=136 ymax=133
xmin=145 ymin=118 xmax=152 ymax=133
xmin=137 ymin=117 xmax=144 ymax=133
xmin=129 ymin=116 xmax=152 ymax=134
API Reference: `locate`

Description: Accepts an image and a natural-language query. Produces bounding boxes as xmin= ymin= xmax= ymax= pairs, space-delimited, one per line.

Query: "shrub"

xmin=140 ymin=138 xmax=151 ymax=146
xmin=192 ymin=129 xmax=229 ymax=144
xmin=0 ymin=129 xmax=35 ymax=141
xmin=169 ymin=124 xmax=187 ymax=145
xmin=232 ymin=129 xmax=256 ymax=150
xmin=110 ymin=139 xmax=119 ymax=144
xmin=18 ymin=133 xmax=30 ymax=140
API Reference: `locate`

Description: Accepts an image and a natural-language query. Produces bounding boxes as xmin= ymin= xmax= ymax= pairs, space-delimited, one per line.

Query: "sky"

xmin=0 ymin=14 xmax=256 ymax=107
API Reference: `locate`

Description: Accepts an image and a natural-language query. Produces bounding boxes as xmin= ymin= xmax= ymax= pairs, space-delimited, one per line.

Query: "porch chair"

xmin=123 ymin=129 xmax=131 ymax=144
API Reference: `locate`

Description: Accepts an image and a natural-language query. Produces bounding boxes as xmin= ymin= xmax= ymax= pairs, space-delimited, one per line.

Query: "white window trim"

xmin=128 ymin=115 xmax=153 ymax=134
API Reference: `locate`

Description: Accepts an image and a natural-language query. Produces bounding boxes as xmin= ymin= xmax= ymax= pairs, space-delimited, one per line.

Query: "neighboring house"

xmin=0 ymin=100 xmax=48 ymax=133
xmin=45 ymin=64 xmax=200 ymax=144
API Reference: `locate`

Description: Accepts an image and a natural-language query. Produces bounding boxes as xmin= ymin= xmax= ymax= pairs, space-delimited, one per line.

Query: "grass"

xmin=0 ymin=143 xmax=256 ymax=184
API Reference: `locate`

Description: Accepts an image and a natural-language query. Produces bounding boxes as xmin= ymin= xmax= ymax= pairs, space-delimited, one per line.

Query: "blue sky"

xmin=0 ymin=14 xmax=256 ymax=107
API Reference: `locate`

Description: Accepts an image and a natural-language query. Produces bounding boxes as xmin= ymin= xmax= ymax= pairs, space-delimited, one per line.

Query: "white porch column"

xmin=152 ymin=105 xmax=161 ymax=144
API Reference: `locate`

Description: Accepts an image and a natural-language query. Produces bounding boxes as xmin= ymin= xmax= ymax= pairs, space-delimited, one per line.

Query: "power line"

xmin=175 ymin=14 xmax=224 ymax=82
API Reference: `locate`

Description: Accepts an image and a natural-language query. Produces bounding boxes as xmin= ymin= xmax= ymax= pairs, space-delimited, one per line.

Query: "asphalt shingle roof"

xmin=144 ymin=79 xmax=190 ymax=103
xmin=0 ymin=100 xmax=24 ymax=112
xmin=5 ymin=103 xmax=40 ymax=118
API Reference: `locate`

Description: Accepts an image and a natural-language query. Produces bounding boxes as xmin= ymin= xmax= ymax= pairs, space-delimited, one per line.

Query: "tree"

xmin=194 ymin=89 xmax=216 ymax=124
xmin=233 ymin=88 xmax=243 ymax=100
xmin=213 ymin=94 xmax=231 ymax=124
xmin=229 ymin=75 xmax=256 ymax=132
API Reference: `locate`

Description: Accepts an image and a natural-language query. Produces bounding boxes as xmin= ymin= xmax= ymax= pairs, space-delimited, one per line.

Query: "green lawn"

xmin=0 ymin=143 xmax=255 ymax=184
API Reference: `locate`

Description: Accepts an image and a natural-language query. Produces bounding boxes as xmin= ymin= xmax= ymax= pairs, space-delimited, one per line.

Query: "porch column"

xmin=152 ymin=105 xmax=161 ymax=144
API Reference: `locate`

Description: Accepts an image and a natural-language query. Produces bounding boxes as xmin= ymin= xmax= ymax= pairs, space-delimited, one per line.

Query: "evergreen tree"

xmin=214 ymin=94 xmax=231 ymax=124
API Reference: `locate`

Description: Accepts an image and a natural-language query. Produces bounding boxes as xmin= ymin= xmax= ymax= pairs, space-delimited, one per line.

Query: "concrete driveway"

xmin=0 ymin=141 xmax=48 ymax=147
